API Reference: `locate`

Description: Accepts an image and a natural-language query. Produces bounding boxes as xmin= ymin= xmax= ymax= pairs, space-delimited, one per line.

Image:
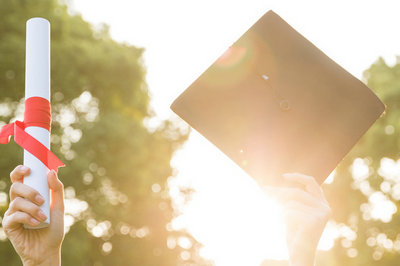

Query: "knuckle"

xmin=59 ymin=181 xmax=64 ymax=190
xmin=27 ymin=189 xmax=38 ymax=200
xmin=10 ymin=182 xmax=19 ymax=194
xmin=2 ymin=219 xmax=9 ymax=235
xmin=9 ymin=197 xmax=21 ymax=209
xmin=12 ymin=212 xmax=22 ymax=222
xmin=8 ymin=199 xmax=17 ymax=210
xmin=14 ymin=196 xmax=23 ymax=203
xmin=32 ymin=204 xmax=41 ymax=214
xmin=14 ymin=212 xmax=27 ymax=223
xmin=10 ymin=165 xmax=22 ymax=178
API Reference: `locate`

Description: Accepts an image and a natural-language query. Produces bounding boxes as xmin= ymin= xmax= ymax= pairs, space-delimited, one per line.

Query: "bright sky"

xmin=69 ymin=0 xmax=400 ymax=265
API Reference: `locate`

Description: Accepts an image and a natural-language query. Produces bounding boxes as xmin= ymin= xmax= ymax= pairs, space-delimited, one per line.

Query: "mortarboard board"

xmin=170 ymin=10 xmax=385 ymax=185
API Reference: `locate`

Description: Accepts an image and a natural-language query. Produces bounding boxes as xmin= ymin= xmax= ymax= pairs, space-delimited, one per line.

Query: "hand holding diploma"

xmin=0 ymin=18 xmax=65 ymax=228
xmin=2 ymin=166 xmax=64 ymax=266
xmin=265 ymin=173 xmax=332 ymax=266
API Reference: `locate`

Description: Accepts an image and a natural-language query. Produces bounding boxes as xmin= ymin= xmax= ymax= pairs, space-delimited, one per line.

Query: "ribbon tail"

xmin=0 ymin=123 xmax=15 ymax=144
xmin=14 ymin=122 xmax=65 ymax=172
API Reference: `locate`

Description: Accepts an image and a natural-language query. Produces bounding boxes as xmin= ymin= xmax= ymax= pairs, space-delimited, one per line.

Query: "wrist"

xmin=289 ymin=254 xmax=315 ymax=266
xmin=288 ymin=246 xmax=316 ymax=266
xmin=22 ymin=249 xmax=61 ymax=266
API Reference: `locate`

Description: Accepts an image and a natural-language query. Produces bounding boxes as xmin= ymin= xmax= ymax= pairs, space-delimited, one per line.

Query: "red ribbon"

xmin=0 ymin=97 xmax=65 ymax=172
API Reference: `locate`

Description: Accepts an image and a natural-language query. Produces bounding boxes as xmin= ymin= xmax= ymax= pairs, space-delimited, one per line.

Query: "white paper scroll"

xmin=23 ymin=18 xmax=51 ymax=229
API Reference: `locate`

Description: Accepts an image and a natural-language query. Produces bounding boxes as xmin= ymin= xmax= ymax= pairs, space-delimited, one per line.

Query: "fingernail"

xmin=38 ymin=210 xmax=47 ymax=221
xmin=35 ymin=195 xmax=45 ymax=205
xmin=30 ymin=218 xmax=40 ymax=225
xmin=20 ymin=166 xmax=29 ymax=172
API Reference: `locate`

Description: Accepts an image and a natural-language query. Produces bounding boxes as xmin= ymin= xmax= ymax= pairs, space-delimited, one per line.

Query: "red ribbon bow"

xmin=0 ymin=97 xmax=65 ymax=172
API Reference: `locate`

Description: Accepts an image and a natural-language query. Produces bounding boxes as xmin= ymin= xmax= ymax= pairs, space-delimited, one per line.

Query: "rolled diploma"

xmin=23 ymin=18 xmax=51 ymax=229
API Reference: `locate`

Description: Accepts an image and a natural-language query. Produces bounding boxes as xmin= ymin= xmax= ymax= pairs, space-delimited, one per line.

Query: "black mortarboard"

xmin=171 ymin=10 xmax=385 ymax=185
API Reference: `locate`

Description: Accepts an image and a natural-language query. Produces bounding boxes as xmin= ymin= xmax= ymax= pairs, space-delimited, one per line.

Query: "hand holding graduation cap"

xmin=265 ymin=173 xmax=331 ymax=266
xmin=2 ymin=166 xmax=64 ymax=266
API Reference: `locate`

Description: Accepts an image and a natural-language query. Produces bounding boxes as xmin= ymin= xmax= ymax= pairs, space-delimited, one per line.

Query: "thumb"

xmin=47 ymin=170 xmax=64 ymax=214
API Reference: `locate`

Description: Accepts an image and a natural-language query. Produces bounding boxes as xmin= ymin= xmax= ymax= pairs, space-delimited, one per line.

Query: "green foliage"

xmin=3 ymin=1 xmax=399 ymax=266
xmin=0 ymin=1 xmax=203 ymax=265
xmin=317 ymin=57 xmax=400 ymax=265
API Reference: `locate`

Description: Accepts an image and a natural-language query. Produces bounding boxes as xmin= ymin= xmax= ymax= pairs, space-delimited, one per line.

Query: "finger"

xmin=48 ymin=170 xmax=64 ymax=213
xmin=284 ymin=201 xmax=331 ymax=222
xmin=7 ymin=197 xmax=47 ymax=222
xmin=9 ymin=182 xmax=45 ymax=205
xmin=267 ymin=187 xmax=322 ymax=208
xmin=10 ymin=165 xmax=30 ymax=183
xmin=286 ymin=200 xmax=331 ymax=210
xmin=284 ymin=208 xmax=313 ymax=225
xmin=283 ymin=202 xmax=324 ymax=232
xmin=283 ymin=173 xmax=324 ymax=200
xmin=2 ymin=211 xmax=40 ymax=230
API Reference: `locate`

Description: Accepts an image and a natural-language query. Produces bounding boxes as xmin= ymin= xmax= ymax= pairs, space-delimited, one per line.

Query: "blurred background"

xmin=1 ymin=0 xmax=400 ymax=265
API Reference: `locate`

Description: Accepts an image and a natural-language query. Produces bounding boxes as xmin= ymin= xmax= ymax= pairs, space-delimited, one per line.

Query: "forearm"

xmin=288 ymin=244 xmax=316 ymax=266
xmin=290 ymin=259 xmax=315 ymax=266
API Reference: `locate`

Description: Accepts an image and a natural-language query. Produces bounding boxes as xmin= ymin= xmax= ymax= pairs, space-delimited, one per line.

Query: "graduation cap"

xmin=171 ymin=10 xmax=385 ymax=185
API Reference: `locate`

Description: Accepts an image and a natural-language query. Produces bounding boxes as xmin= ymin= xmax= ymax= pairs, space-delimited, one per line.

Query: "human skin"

xmin=265 ymin=173 xmax=332 ymax=266
xmin=2 ymin=165 xmax=64 ymax=266
xmin=3 ymin=167 xmax=329 ymax=266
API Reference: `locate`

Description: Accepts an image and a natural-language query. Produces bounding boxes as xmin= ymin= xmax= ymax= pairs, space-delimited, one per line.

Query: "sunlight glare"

xmin=70 ymin=0 xmax=400 ymax=264
xmin=171 ymin=131 xmax=287 ymax=265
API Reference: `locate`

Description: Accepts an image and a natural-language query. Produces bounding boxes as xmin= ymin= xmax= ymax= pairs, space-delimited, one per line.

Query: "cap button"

xmin=279 ymin=100 xmax=290 ymax=111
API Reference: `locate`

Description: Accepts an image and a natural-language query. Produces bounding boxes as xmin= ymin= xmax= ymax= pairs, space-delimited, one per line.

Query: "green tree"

xmin=0 ymin=1 xmax=205 ymax=265
xmin=316 ymin=57 xmax=400 ymax=266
